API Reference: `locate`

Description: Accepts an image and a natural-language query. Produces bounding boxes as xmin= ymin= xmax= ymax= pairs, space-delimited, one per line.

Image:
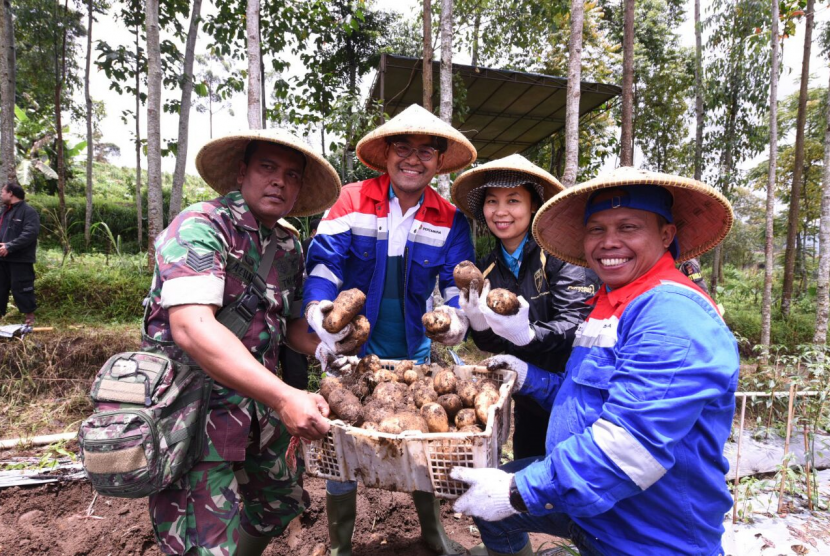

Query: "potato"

xmin=420 ymin=403 xmax=449 ymax=433
xmin=486 ymin=288 xmax=520 ymax=316
xmin=456 ymin=380 xmax=479 ymax=408
xmin=453 ymin=261 xmax=483 ymax=295
xmin=323 ymin=289 xmax=366 ymax=333
xmin=336 ymin=315 xmax=370 ymax=355
xmin=454 ymin=408 xmax=477 ymax=428
xmin=477 ymin=378 xmax=499 ymax=393
xmin=327 ymin=388 xmax=363 ymax=425
xmin=362 ymin=422 xmax=379 ymax=431
xmin=459 ymin=424 xmax=483 ymax=434
xmin=356 ymin=354 xmax=382 ymax=375
xmin=346 ymin=376 xmax=371 ymax=400
xmin=393 ymin=360 xmax=413 ymax=380
xmin=403 ymin=368 xmax=423 ymax=385
xmin=437 ymin=394 xmax=463 ymax=418
xmin=320 ymin=376 xmax=342 ymax=399
xmin=413 ymin=385 xmax=439 ymax=408
xmin=373 ymin=369 xmax=399 ymax=383
xmin=433 ymin=369 xmax=457 ymax=395
xmin=363 ymin=399 xmax=395 ymax=424
xmin=422 ymin=310 xmax=452 ymax=336
xmin=475 ymin=389 xmax=500 ymax=425
xmin=379 ymin=412 xmax=429 ymax=434
xmin=373 ymin=381 xmax=406 ymax=406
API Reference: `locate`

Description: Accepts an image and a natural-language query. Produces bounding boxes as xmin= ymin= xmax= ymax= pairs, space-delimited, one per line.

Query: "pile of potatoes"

xmin=319 ymin=355 xmax=502 ymax=435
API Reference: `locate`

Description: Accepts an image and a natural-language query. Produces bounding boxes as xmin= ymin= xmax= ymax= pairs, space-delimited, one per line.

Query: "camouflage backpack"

xmin=78 ymin=232 xmax=283 ymax=498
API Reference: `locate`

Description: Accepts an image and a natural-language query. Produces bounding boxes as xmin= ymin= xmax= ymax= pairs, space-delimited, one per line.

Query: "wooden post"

xmin=732 ymin=395 xmax=747 ymax=524
xmin=804 ymin=421 xmax=813 ymax=511
xmin=423 ymin=0 xmax=433 ymax=111
xmin=379 ymin=53 xmax=387 ymax=123
xmin=777 ymin=384 xmax=797 ymax=514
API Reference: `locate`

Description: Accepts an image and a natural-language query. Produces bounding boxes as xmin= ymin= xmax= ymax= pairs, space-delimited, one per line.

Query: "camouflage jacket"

xmin=142 ymin=190 xmax=304 ymax=461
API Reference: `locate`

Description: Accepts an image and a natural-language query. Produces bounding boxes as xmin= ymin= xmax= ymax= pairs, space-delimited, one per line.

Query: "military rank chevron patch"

xmin=186 ymin=249 xmax=214 ymax=273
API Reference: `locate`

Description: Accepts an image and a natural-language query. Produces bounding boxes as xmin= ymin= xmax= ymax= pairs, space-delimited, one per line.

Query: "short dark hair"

xmin=385 ymin=134 xmax=448 ymax=153
xmin=3 ymin=183 xmax=25 ymax=200
xmin=242 ymin=140 xmax=306 ymax=171
xmin=309 ymin=217 xmax=322 ymax=231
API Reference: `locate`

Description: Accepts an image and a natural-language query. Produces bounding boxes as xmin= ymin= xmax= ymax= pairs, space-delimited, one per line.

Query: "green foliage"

xmin=33 ymin=249 xmax=151 ymax=324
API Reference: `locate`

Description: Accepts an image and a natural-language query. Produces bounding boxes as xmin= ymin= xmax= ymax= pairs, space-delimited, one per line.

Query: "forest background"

xmin=0 ymin=0 xmax=829 ymax=361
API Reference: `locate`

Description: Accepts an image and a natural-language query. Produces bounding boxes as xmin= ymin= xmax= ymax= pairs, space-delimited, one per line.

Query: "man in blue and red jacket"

xmin=303 ymin=104 xmax=477 ymax=556
xmin=452 ymin=168 xmax=739 ymax=556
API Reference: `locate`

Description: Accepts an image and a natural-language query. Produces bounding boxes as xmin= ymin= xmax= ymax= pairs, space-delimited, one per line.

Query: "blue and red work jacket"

xmin=302 ymin=174 xmax=475 ymax=359
xmin=515 ymin=252 xmax=739 ymax=555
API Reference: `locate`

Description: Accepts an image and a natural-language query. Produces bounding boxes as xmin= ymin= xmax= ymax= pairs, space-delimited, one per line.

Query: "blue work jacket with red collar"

xmin=303 ymin=174 xmax=475 ymax=359
xmin=514 ymin=252 xmax=739 ymax=556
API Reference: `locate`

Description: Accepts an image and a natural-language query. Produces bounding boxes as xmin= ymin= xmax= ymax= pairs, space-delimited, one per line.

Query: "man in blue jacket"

xmin=303 ymin=104 xmax=477 ymax=555
xmin=452 ymin=168 xmax=739 ymax=556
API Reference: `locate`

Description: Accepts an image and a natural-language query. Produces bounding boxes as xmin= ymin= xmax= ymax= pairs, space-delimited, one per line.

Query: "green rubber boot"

xmin=486 ymin=542 xmax=535 ymax=556
xmin=327 ymin=490 xmax=357 ymax=556
xmin=411 ymin=490 xmax=467 ymax=555
xmin=236 ymin=527 xmax=271 ymax=556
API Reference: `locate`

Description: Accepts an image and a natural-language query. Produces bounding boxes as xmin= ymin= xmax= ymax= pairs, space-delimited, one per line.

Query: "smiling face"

xmin=482 ymin=186 xmax=537 ymax=252
xmin=384 ymin=134 xmax=445 ymax=197
xmin=583 ymin=206 xmax=676 ymax=289
xmin=236 ymin=141 xmax=305 ymax=228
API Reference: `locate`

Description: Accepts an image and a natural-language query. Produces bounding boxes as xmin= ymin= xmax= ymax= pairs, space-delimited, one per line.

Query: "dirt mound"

xmin=0 ymin=476 xmax=504 ymax=556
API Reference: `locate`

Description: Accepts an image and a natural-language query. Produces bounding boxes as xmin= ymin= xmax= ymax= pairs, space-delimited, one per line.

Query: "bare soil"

xmin=0 ymin=471 xmax=560 ymax=556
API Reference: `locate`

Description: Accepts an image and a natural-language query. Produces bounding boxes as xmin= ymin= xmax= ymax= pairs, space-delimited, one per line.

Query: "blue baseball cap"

xmin=584 ymin=185 xmax=680 ymax=258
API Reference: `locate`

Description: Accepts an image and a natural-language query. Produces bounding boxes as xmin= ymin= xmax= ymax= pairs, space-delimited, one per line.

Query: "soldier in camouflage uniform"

xmin=142 ymin=129 xmax=342 ymax=555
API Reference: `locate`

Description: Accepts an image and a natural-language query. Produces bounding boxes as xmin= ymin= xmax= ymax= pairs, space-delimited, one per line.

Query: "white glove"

xmin=458 ymin=280 xmax=489 ymax=332
xmin=451 ymin=467 xmax=517 ymax=522
xmin=426 ymin=305 xmax=469 ymax=346
xmin=314 ymin=343 xmax=359 ymax=377
xmin=478 ymin=280 xmax=535 ymax=346
xmin=482 ymin=354 xmax=528 ymax=390
xmin=306 ymin=300 xmax=352 ymax=353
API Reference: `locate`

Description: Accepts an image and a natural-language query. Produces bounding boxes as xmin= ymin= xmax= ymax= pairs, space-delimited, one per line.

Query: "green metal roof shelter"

xmin=368 ymin=54 xmax=622 ymax=162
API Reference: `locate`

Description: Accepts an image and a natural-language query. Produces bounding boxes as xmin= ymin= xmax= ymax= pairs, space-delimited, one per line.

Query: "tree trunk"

xmin=437 ymin=0 xmax=452 ymax=198
xmin=781 ymin=0 xmax=814 ymax=316
xmin=259 ymin=13 xmax=266 ymax=126
xmin=471 ymin=9 xmax=480 ymax=67
xmin=561 ymin=0 xmax=584 ymax=188
xmin=619 ymin=0 xmax=635 ymax=167
xmin=814 ymin=76 xmax=830 ymax=344
xmin=169 ymin=0 xmax=202 ymax=222
xmin=246 ymin=0 xmax=262 ymax=130
xmin=693 ymin=0 xmax=703 ymax=181
xmin=0 ymin=0 xmax=15 ymax=185
xmin=55 ymin=0 xmax=69 ymax=244
xmin=146 ymin=0 xmax=163 ymax=268
xmin=134 ymin=26 xmax=143 ymax=251
xmin=423 ymin=0 xmax=433 ymax=111
xmin=84 ymin=0 xmax=93 ymax=247
xmin=761 ymin=0 xmax=780 ymax=358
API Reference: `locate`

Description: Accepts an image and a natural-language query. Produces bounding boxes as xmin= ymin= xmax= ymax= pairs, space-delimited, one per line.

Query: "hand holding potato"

xmin=422 ymin=305 xmax=469 ymax=346
xmin=307 ymin=300 xmax=353 ymax=351
xmin=478 ymin=281 xmax=535 ymax=346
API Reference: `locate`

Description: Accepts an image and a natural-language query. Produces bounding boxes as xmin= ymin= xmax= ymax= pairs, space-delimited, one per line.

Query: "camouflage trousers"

xmin=149 ymin=406 xmax=308 ymax=555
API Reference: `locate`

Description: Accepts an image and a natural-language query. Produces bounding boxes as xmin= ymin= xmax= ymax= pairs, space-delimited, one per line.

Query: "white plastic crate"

xmin=303 ymin=363 xmax=516 ymax=499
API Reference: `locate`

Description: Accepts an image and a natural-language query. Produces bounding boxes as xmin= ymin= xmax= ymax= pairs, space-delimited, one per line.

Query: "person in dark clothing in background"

xmin=680 ymin=257 xmax=709 ymax=293
xmin=278 ymin=216 xmax=322 ymax=389
xmin=0 ymin=183 xmax=40 ymax=325
xmin=446 ymin=155 xmax=598 ymax=460
xmin=301 ymin=217 xmax=321 ymax=263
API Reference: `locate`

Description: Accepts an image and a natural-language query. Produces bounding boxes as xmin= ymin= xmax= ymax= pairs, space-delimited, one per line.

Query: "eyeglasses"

xmin=389 ymin=142 xmax=440 ymax=162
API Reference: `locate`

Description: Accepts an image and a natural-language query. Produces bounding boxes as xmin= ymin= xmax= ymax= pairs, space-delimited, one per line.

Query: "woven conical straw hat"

xmin=451 ymin=154 xmax=564 ymax=220
xmin=532 ymin=166 xmax=734 ymax=267
xmin=355 ymin=104 xmax=477 ymax=174
xmin=195 ymin=128 xmax=341 ymax=218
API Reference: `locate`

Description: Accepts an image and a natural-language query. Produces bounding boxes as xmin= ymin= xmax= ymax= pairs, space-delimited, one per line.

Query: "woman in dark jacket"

xmin=450 ymin=155 xmax=599 ymax=459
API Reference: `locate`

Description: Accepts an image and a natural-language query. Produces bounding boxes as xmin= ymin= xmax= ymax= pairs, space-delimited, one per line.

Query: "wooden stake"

xmin=804 ymin=421 xmax=813 ymax=511
xmin=732 ymin=395 xmax=747 ymax=524
xmin=777 ymin=384 xmax=797 ymax=515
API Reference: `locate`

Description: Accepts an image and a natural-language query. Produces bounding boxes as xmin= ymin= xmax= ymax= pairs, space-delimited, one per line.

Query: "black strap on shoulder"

xmin=214 ymin=232 xmax=281 ymax=339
